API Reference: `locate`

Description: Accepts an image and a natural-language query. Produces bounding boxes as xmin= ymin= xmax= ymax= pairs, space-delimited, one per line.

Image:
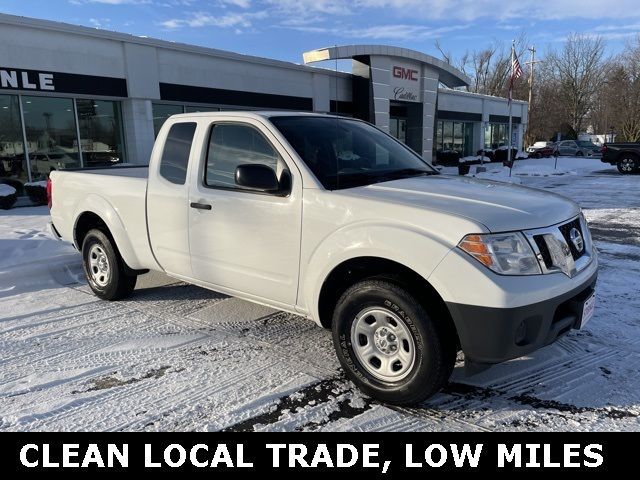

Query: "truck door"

xmin=146 ymin=121 xmax=198 ymax=278
xmin=188 ymin=120 xmax=302 ymax=307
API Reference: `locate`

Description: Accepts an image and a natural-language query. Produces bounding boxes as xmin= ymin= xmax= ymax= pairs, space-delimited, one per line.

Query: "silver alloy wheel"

xmin=350 ymin=306 xmax=416 ymax=382
xmin=620 ymin=158 xmax=635 ymax=172
xmin=88 ymin=244 xmax=111 ymax=287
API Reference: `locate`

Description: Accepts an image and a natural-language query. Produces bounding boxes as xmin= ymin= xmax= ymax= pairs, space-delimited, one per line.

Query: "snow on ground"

xmin=0 ymin=157 xmax=639 ymax=431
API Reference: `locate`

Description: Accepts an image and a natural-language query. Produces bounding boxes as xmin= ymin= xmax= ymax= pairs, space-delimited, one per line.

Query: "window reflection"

xmin=153 ymin=103 xmax=184 ymax=137
xmin=22 ymin=96 xmax=80 ymax=181
xmin=485 ymin=123 xmax=508 ymax=149
xmin=435 ymin=120 xmax=473 ymax=157
xmin=0 ymin=94 xmax=27 ymax=194
xmin=77 ymin=99 xmax=125 ymax=167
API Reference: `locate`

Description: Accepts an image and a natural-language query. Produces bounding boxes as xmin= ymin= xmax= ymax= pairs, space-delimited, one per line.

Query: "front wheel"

xmin=617 ymin=156 xmax=638 ymax=174
xmin=82 ymin=229 xmax=137 ymax=300
xmin=331 ymin=279 xmax=456 ymax=405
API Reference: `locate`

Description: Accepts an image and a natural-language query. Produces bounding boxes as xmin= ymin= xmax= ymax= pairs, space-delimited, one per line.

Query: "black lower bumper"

xmin=446 ymin=271 xmax=598 ymax=369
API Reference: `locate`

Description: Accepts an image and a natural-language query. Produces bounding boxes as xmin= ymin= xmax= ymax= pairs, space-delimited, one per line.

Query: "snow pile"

xmin=0 ymin=184 xmax=16 ymax=196
xmin=25 ymin=181 xmax=48 ymax=188
xmin=510 ymin=165 xmax=576 ymax=177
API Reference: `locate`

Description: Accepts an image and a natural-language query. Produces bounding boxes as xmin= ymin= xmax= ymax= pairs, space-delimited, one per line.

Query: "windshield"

xmin=577 ymin=141 xmax=596 ymax=148
xmin=270 ymin=116 xmax=437 ymax=190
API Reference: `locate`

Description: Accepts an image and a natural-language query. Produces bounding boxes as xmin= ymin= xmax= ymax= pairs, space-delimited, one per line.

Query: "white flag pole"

xmin=508 ymin=40 xmax=514 ymax=177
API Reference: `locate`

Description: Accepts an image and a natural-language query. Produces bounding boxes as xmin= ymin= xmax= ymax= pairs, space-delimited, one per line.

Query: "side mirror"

xmin=235 ymin=164 xmax=279 ymax=192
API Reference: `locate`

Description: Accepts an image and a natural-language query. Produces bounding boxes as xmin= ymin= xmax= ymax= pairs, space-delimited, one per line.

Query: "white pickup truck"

xmin=49 ymin=112 xmax=598 ymax=405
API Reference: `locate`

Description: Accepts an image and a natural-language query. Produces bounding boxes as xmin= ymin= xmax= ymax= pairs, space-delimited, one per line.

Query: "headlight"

xmin=458 ymin=232 xmax=541 ymax=275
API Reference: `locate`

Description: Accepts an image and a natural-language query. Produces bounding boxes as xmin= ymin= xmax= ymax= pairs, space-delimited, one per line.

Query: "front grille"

xmin=533 ymin=235 xmax=553 ymax=268
xmin=524 ymin=215 xmax=593 ymax=277
xmin=558 ymin=218 xmax=585 ymax=260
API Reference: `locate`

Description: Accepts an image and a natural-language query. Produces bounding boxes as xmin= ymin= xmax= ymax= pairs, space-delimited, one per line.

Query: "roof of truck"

xmin=170 ymin=111 xmax=338 ymax=120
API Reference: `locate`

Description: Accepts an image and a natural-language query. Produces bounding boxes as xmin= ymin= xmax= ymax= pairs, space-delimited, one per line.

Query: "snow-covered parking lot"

xmin=1 ymin=157 xmax=639 ymax=432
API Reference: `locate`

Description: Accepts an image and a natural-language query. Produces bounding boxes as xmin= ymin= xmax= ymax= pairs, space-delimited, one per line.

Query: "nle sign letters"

xmin=0 ymin=68 xmax=55 ymax=92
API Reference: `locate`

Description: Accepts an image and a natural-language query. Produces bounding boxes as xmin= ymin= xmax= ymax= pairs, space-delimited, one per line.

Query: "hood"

xmin=345 ymin=175 xmax=580 ymax=232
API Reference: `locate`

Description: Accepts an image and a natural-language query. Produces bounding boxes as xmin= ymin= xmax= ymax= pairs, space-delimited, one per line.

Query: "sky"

xmin=1 ymin=0 xmax=639 ymax=69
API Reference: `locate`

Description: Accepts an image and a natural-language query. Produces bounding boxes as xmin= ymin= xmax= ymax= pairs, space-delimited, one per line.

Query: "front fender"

xmin=72 ymin=194 xmax=144 ymax=270
xmin=301 ymin=221 xmax=454 ymax=324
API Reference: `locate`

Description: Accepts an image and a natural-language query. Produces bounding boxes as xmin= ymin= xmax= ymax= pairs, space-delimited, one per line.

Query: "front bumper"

xmin=447 ymin=269 xmax=597 ymax=366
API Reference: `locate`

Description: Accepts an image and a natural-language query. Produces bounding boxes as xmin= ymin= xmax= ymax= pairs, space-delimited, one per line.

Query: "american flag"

xmin=508 ymin=50 xmax=523 ymax=102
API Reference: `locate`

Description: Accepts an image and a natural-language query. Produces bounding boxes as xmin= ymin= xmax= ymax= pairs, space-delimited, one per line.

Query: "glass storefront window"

xmin=77 ymin=99 xmax=125 ymax=167
xmin=0 ymin=94 xmax=28 ymax=194
xmin=22 ymin=96 xmax=80 ymax=181
xmin=153 ymin=103 xmax=184 ymax=137
xmin=443 ymin=122 xmax=453 ymax=150
xmin=485 ymin=123 xmax=508 ymax=149
xmin=435 ymin=120 xmax=474 ymax=157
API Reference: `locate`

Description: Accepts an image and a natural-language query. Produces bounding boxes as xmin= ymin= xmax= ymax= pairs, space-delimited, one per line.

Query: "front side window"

xmin=205 ymin=123 xmax=286 ymax=190
xmin=159 ymin=122 xmax=196 ymax=185
xmin=271 ymin=116 xmax=436 ymax=190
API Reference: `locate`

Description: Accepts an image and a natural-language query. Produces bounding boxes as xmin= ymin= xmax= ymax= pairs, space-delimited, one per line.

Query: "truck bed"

xmin=49 ymin=166 xmax=158 ymax=271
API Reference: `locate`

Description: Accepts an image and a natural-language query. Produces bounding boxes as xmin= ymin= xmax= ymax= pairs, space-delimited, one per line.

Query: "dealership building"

xmin=0 ymin=13 xmax=527 ymax=192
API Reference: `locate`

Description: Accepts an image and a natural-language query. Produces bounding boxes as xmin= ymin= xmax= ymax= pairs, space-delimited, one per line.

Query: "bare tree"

xmin=546 ymin=34 xmax=607 ymax=135
xmin=618 ymin=35 xmax=640 ymax=141
xmin=439 ymin=34 xmax=529 ymax=98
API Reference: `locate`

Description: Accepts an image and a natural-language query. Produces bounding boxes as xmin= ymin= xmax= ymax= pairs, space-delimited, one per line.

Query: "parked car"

xmin=553 ymin=140 xmax=601 ymax=157
xmin=29 ymin=152 xmax=77 ymax=177
xmin=49 ymin=112 xmax=598 ymax=405
xmin=527 ymin=141 xmax=554 ymax=158
xmin=601 ymin=142 xmax=640 ymax=174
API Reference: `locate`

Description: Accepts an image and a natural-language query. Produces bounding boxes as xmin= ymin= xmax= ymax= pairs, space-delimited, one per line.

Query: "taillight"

xmin=46 ymin=177 xmax=53 ymax=209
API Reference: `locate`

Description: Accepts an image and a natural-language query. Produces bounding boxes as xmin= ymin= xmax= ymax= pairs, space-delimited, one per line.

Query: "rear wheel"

xmin=82 ymin=229 xmax=137 ymax=300
xmin=576 ymin=151 xmax=584 ymax=157
xmin=331 ymin=279 xmax=456 ymax=405
xmin=617 ymin=156 xmax=638 ymax=174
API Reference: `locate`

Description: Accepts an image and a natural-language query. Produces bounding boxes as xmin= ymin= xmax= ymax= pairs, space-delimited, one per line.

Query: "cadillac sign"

xmin=390 ymin=63 xmax=421 ymax=103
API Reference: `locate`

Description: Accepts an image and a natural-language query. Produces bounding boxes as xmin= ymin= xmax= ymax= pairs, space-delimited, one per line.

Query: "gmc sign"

xmin=392 ymin=66 xmax=419 ymax=81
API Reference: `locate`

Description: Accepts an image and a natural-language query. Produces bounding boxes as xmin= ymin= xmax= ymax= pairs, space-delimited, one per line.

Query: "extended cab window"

xmin=159 ymin=122 xmax=197 ymax=185
xmin=205 ymin=123 xmax=287 ymax=191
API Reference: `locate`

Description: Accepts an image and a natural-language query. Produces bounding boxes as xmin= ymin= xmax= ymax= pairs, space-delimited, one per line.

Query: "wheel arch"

xmin=72 ymin=198 xmax=145 ymax=271
xmin=317 ymin=256 xmax=459 ymax=346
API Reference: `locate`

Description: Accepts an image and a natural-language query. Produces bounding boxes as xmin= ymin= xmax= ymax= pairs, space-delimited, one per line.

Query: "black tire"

xmin=575 ymin=151 xmax=584 ymax=157
xmin=617 ymin=155 xmax=638 ymax=174
xmin=331 ymin=279 xmax=456 ymax=405
xmin=82 ymin=229 xmax=137 ymax=300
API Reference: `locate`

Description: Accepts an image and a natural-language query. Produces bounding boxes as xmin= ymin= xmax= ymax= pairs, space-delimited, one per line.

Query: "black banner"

xmin=0 ymin=66 xmax=128 ymax=97
xmin=2 ymin=432 xmax=635 ymax=474
xmin=160 ymin=82 xmax=313 ymax=111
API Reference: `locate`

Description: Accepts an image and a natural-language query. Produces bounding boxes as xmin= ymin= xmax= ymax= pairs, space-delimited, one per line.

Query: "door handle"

xmin=190 ymin=202 xmax=212 ymax=210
